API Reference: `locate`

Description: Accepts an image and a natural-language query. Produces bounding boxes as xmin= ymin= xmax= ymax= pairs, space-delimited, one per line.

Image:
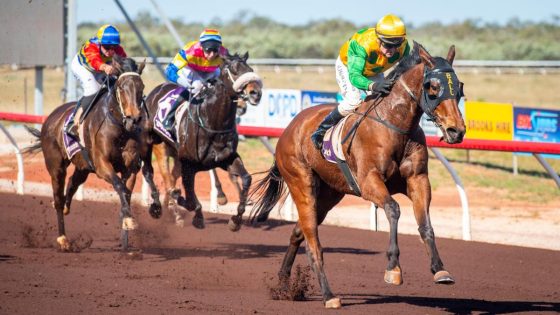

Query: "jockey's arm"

xmin=346 ymin=40 xmax=373 ymax=90
xmin=166 ymin=49 xmax=188 ymax=83
xmin=83 ymin=43 xmax=105 ymax=72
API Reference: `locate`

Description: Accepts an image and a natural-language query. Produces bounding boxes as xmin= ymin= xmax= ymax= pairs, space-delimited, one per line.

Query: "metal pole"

xmin=149 ymin=0 xmax=184 ymax=47
xmin=34 ymin=66 xmax=44 ymax=117
xmin=114 ymin=0 xmax=166 ymax=79
xmin=533 ymin=153 xmax=560 ymax=188
xmin=431 ymin=148 xmax=471 ymax=241
xmin=0 ymin=124 xmax=24 ymax=194
xmin=65 ymin=0 xmax=77 ymax=102
xmin=24 ymin=77 xmax=28 ymax=114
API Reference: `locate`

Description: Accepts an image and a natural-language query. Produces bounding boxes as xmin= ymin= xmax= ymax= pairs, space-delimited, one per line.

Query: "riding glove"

xmin=369 ymin=78 xmax=395 ymax=95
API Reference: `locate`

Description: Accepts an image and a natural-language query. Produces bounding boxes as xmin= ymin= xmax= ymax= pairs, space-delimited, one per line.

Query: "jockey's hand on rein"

xmin=369 ymin=77 xmax=395 ymax=95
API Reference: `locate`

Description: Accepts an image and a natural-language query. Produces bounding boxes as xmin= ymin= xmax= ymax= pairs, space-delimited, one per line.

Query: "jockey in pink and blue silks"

xmin=311 ymin=14 xmax=411 ymax=150
xmin=162 ymin=28 xmax=229 ymax=131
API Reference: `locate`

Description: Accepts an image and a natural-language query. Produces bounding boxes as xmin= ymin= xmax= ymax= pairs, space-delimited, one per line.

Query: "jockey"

xmin=65 ymin=24 xmax=127 ymax=137
xmin=311 ymin=14 xmax=411 ymax=150
xmin=162 ymin=28 xmax=229 ymax=131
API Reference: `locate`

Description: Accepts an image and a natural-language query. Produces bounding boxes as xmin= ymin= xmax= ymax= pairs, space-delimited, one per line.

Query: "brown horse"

xmin=250 ymin=42 xmax=466 ymax=308
xmin=141 ymin=52 xmax=262 ymax=230
xmin=24 ymin=56 xmax=158 ymax=251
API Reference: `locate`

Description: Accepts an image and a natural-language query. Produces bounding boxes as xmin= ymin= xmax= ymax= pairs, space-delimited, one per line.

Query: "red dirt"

xmin=1 ymin=154 xmax=560 ymax=313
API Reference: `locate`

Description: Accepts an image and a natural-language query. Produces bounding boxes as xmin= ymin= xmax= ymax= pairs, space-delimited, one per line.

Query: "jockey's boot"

xmin=310 ymin=107 xmax=344 ymax=150
xmin=163 ymin=91 xmax=189 ymax=132
xmin=64 ymin=94 xmax=96 ymax=138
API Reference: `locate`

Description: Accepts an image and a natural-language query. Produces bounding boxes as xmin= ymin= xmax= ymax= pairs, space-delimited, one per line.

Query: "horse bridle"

xmin=344 ymin=60 xmax=463 ymax=150
xmin=112 ymin=72 xmax=142 ymax=126
xmin=398 ymin=60 xmax=463 ymax=128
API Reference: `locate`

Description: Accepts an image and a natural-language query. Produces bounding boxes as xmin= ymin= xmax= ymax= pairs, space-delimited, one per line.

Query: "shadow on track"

xmin=343 ymin=294 xmax=560 ymax=314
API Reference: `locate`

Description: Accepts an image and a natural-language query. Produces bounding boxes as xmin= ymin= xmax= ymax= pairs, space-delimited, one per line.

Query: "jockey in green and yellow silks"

xmin=311 ymin=14 xmax=411 ymax=150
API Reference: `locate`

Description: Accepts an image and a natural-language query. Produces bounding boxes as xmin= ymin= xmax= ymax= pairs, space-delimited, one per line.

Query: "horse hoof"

xmin=325 ymin=297 xmax=342 ymax=309
xmin=122 ymin=217 xmax=138 ymax=230
xmin=228 ymin=216 xmax=242 ymax=232
xmin=169 ymin=188 xmax=181 ymax=200
xmin=57 ymin=235 xmax=71 ymax=251
xmin=63 ymin=205 xmax=70 ymax=216
xmin=384 ymin=266 xmax=403 ymax=285
xmin=434 ymin=270 xmax=455 ymax=285
xmin=217 ymin=195 xmax=228 ymax=206
xmin=149 ymin=203 xmax=162 ymax=219
xmin=192 ymin=217 xmax=205 ymax=229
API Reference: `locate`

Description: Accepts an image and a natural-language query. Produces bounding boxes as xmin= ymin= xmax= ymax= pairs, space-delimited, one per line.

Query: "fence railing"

xmin=132 ymin=57 xmax=560 ymax=74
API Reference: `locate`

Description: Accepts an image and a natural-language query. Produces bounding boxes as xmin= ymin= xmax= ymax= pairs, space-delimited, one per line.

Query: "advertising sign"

xmin=301 ymin=91 xmax=338 ymax=109
xmin=239 ymin=89 xmax=301 ymax=128
xmin=514 ymin=107 xmax=560 ymax=143
xmin=465 ymin=101 xmax=513 ymax=140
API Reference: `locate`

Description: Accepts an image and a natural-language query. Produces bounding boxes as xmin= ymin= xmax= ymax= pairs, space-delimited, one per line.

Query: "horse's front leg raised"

xmin=180 ymin=162 xmax=204 ymax=229
xmin=225 ymin=154 xmax=251 ymax=231
xmin=362 ymin=173 xmax=403 ymax=285
xmin=407 ymin=173 xmax=455 ymax=284
xmin=96 ymin=161 xmax=137 ymax=251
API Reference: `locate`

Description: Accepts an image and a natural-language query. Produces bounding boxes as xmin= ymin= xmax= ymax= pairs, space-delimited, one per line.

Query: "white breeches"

xmin=71 ymin=55 xmax=105 ymax=97
xmin=176 ymin=67 xmax=221 ymax=96
xmin=335 ymin=57 xmax=384 ymax=116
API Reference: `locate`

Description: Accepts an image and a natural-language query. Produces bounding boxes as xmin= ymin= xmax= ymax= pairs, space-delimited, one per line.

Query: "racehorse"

xmin=141 ymin=52 xmax=262 ymax=230
xmin=23 ymin=56 xmax=160 ymax=251
xmin=249 ymin=42 xmax=466 ymax=309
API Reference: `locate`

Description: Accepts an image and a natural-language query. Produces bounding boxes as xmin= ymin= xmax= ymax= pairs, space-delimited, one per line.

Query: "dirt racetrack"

xmin=1 ymin=190 xmax=559 ymax=315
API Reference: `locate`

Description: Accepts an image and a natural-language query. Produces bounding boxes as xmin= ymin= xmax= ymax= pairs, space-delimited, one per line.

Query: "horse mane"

xmin=111 ymin=55 xmax=139 ymax=76
xmin=385 ymin=41 xmax=424 ymax=82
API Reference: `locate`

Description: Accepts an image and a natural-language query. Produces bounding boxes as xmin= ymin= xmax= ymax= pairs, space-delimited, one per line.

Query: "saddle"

xmin=321 ymin=116 xmax=362 ymax=196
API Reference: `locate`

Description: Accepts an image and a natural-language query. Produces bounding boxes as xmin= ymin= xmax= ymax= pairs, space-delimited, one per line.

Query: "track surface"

xmin=0 ymin=192 xmax=559 ymax=314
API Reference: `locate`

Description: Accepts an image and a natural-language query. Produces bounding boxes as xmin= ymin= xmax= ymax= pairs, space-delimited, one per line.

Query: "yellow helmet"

xmin=376 ymin=14 xmax=406 ymax=45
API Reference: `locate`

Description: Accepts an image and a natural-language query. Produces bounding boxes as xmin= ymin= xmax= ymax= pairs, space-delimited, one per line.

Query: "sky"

xmin=78 ymin=0 xmax=560 ymax=27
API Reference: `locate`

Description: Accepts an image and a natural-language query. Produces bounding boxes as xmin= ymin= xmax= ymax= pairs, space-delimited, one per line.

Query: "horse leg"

xmin=361 ymin=173 xmax=403 ymax=285
xmin=140 ymin=147 xmax=162 ymax=219
xmin=225 ymin=154 xmax=251 ymax=231
xmin=407 ymin=174 xmax=455 ymax=284
xmin=180 ymin=162 xmax=204 ymax=229
xmin=282 ymin=169 xmax=340 ymax=308
xmin=63 ymin=168 xmax=89 ymax=215
xmin=46 ymin=156 xmax=70 ymax=251
xmin=153 ymin=143 xmax=184 ymax=225
xmin=96 ymin=161 xmax=137 ymax=251
xmin=278 ymin=182 xmax=343 ymax=294
xmin=212 ymin=168 xmax=228 ymax=205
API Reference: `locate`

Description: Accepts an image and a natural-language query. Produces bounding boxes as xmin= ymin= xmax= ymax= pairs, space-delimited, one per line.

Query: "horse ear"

xmin=418 ymin=44 xmax=435 ymax=69
xmin=243 ymin=52 xmax=249 ymax=61
xmin=138 ymin=59 xmax=146 ymax=75
xmin=446 ymin=45 xmax=456 ymax=65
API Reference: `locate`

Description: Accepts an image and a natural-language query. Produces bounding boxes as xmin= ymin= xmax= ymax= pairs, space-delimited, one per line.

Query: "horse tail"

xmin=21 ymin=125 xmax=42 ymax=155
xmin=249 ymin=161 xmax=286 ymax=224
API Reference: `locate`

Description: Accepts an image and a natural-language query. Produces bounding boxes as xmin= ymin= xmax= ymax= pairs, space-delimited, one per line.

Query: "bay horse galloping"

xmin=141 ymin=52 xmax=262 ymax=230
xmin=24 ymin=56 xmax=159 ymax=251
xmin=250 ymin=42 xmax=466 ymax=309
